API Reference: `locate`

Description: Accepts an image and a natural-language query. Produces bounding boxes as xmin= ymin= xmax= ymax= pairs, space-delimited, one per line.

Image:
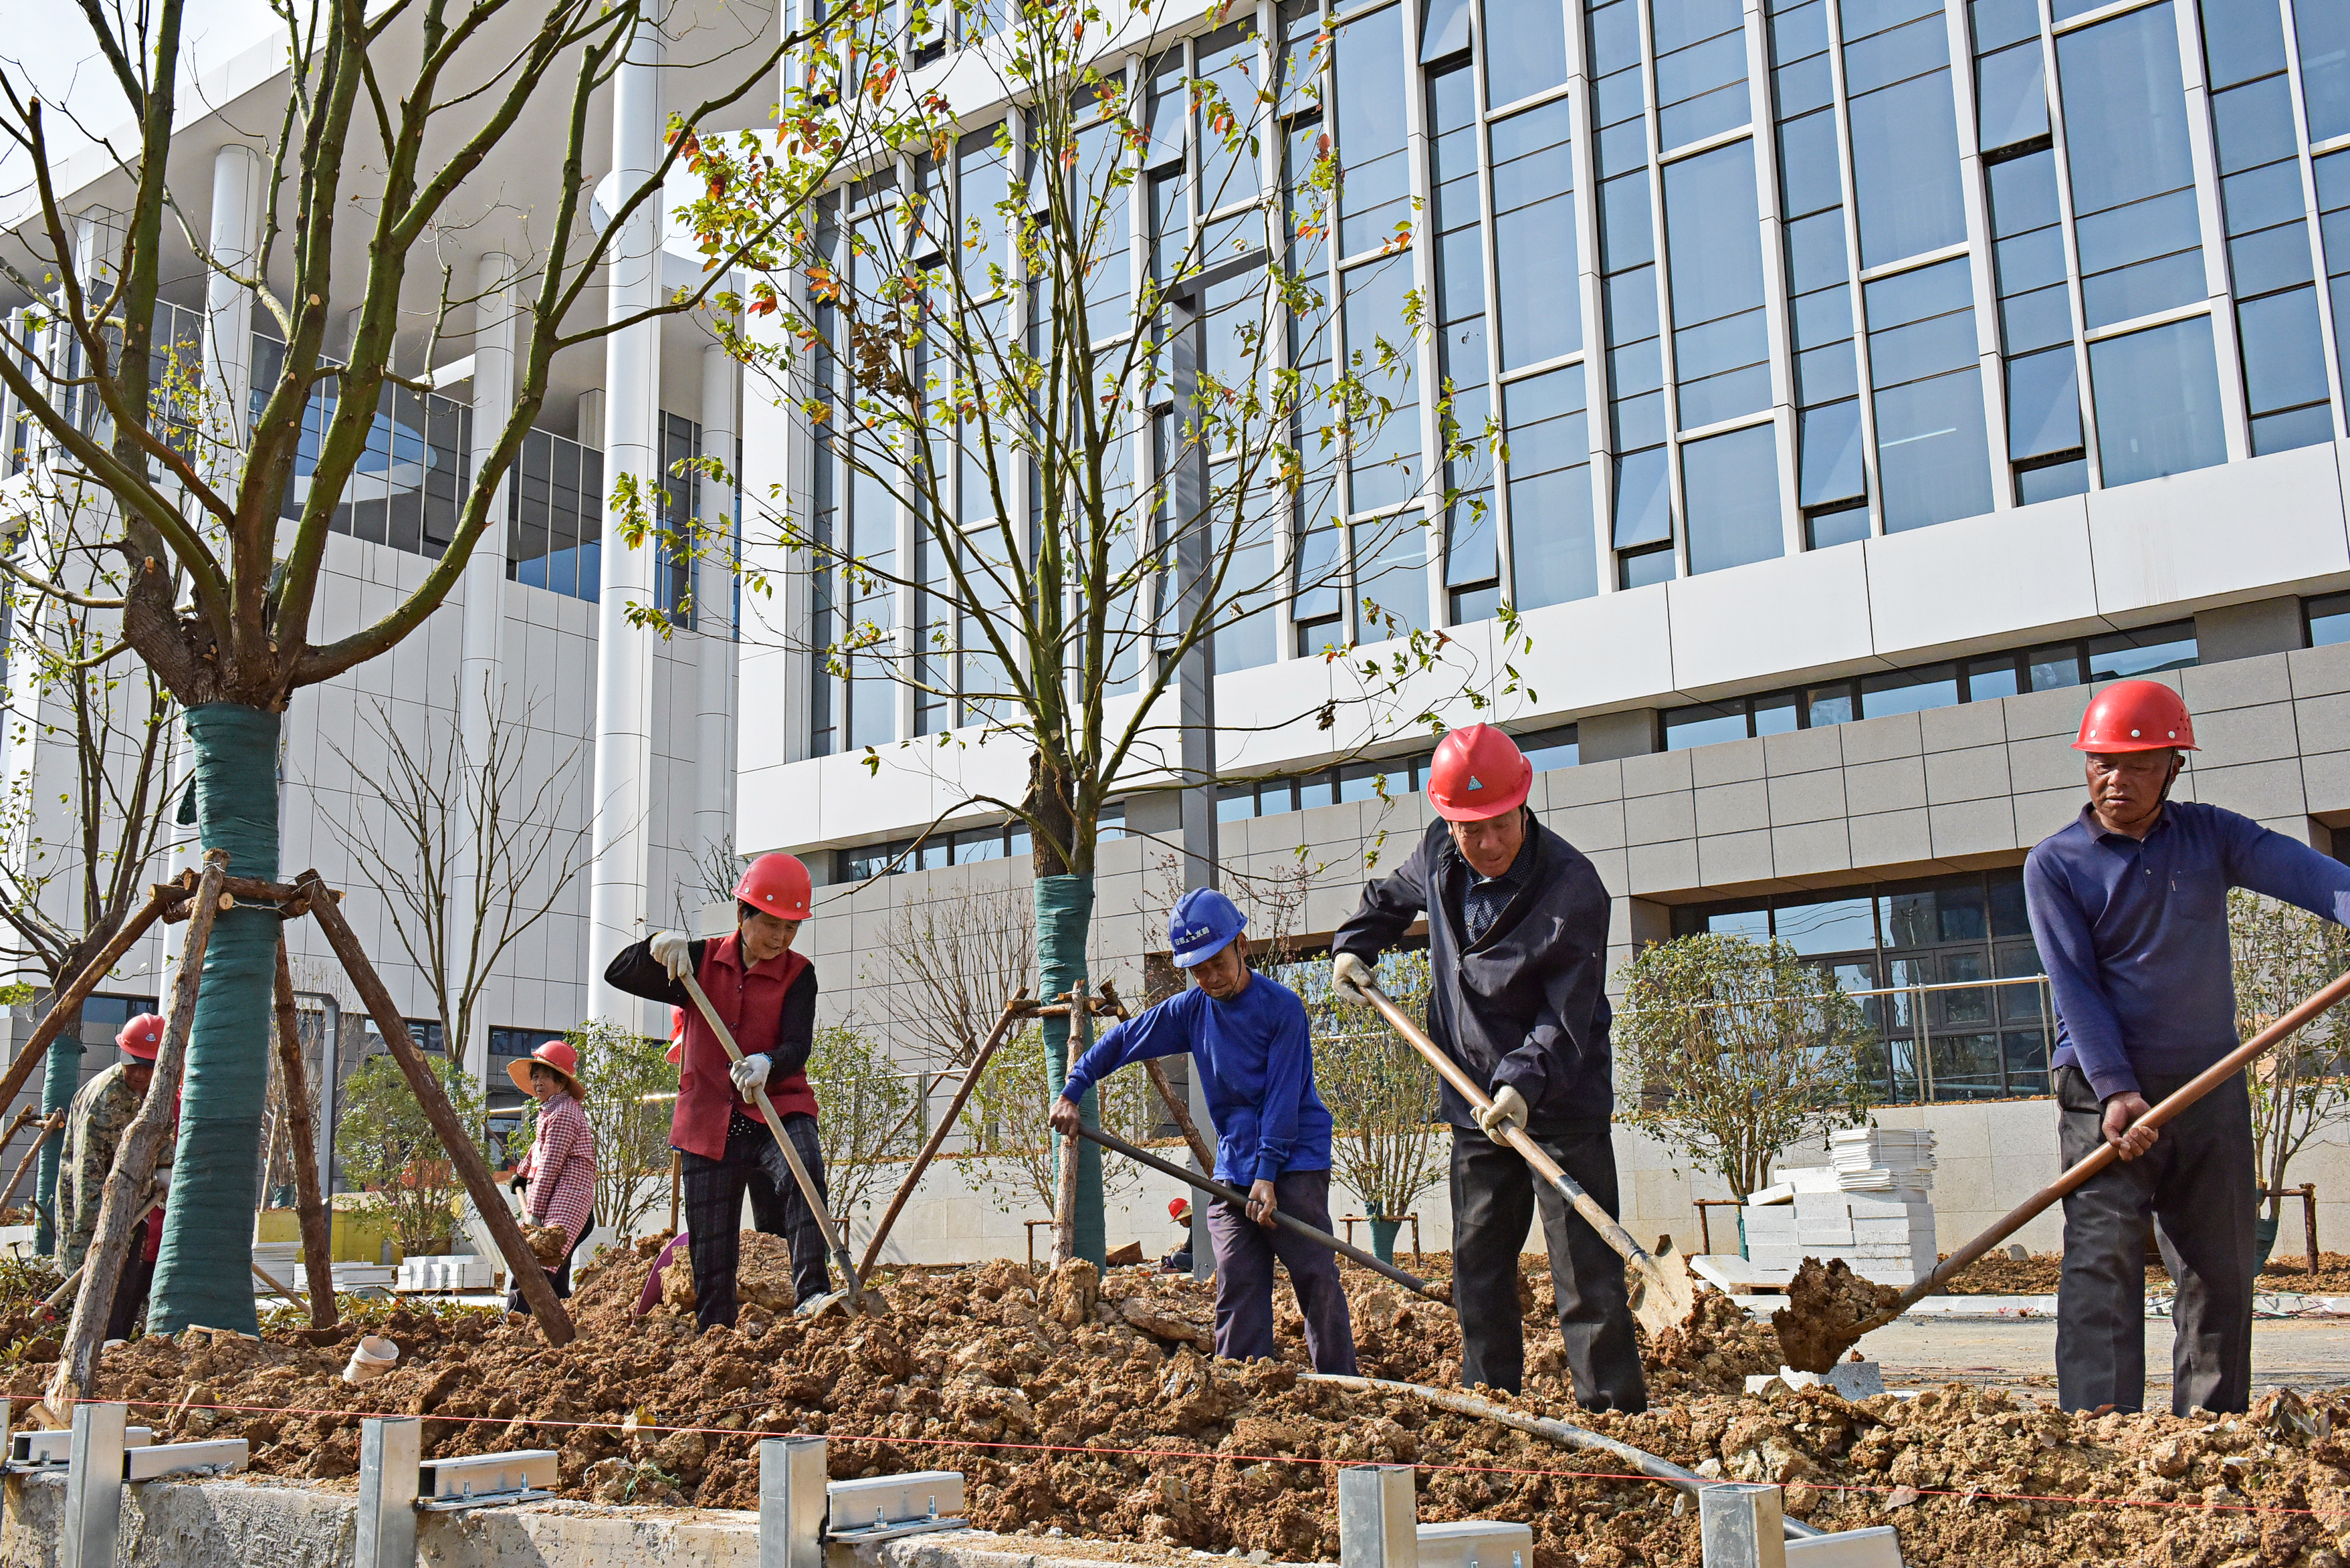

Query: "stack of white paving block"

xmin=396 ymin=1254 xmax=496 ymax=1293
xmin=1742 ymin=1131 xmax=1937 ymax=1286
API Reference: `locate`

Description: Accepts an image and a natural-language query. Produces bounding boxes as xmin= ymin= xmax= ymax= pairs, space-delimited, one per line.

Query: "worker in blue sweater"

xmin=2028 ymin=679 xmax=2350 ymax=1416
xmin=1050 ymin=888 xmax=1358 ymax=1373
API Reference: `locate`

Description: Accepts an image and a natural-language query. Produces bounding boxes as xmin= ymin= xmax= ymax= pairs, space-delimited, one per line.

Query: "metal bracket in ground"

xmin=413 ymin=1448 xmax=561 ymax=1512
xmin=1701 ymin=1483 xmax=1907 ymax=1567
xmin=822 ymin=1468 xmax=970 ymax=1543
xmin=1 ymin=1406 xmax=155 ymax=1474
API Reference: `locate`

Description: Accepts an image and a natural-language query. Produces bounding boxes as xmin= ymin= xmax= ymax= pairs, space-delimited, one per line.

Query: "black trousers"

xmin=2054 ymin=1065 xmax=2256 ymax=1416
xmin=506 ymin=1212 xmax=595 ymax=1315
xmin=1202 ymin=1169 xmax=1358 ymax=1373
xmin=1450 ymin=1123 xmax=1646 ymax=1411
xmin=105 ymin=1218 xmax=152 ymax=1341
xmin=679 ymin=1115 xmax=830 ymax=1331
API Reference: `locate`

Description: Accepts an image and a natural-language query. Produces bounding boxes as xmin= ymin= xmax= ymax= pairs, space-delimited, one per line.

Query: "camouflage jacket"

xmin=59 ymin=1062 xmax=173 ymax=1276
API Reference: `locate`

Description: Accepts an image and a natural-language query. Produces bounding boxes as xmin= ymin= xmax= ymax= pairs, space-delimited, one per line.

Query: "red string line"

xmin=29 ymin=1393 xmax=2345 ymax=1521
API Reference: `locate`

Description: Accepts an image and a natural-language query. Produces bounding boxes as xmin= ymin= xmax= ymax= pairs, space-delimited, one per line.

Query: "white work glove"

xmin=650 ymin=929 xmax=695 ymax=982
xmin=730 ymin=1052 xmax=773 ymax=1094
xmin=1331 ymin=951 xmax=1375 ymax=1000
xmin=1474 ymin=1084 xmax=1529 ymax=1145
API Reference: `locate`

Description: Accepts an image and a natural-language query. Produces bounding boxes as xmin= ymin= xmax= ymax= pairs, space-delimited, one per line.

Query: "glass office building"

xmin=795 ymin=0 xmax=2350 ymax=756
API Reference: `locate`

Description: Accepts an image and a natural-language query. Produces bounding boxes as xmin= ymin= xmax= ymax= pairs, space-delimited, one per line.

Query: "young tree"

xmin=687 ymin=0 xmax=1527 ymax=1260
xmin=1304 ymin=949 xmax=1443 ymax=1262
xmin=324 ymin=681 xmax=590 ymax=1073
xmin=0 ymin=520 xmax=179 ymax=1250
xmin=336 ymin=1050 xmax=486 ymax=1256
xmin=805 ymin=1021 xmax=920 ymax=1241
xmin=2232 ymin=889 xmax=2350 ymax=1225
xmin=0 ymin=0 xmax=891 ymax=1331
xmin=1613 ymin=933 xmax=1878 ymax=1202
xmin=867 ymin=883 xmax=1035 ymax=1082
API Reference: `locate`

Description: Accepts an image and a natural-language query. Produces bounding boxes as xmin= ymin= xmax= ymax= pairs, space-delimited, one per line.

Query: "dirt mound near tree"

xmin=4 ymin=1246 xmax=2348 ymax=1564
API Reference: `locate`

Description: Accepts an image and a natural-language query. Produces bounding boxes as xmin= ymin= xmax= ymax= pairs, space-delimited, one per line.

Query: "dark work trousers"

xmin=679 ymin=1114 xmax=831 ymax=1331
xmin=506 ymin=1212 xmax=596 ymax=1315
xmin=1202 ymin=1168 xmax=1359 ymax=1373
xmin=1451 ymin=1123 xmax=1647 ymax=1412
xmin=104 ymin=1217 xmax=153 ymax=1341
xmin=2055 ymin=1065 xmax=2256 ymax=1416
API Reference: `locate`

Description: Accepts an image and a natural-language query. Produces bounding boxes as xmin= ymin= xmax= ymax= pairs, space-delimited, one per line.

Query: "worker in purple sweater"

xmin=1049 ymin=889 xmax=1356 ymax=1373
xmin=2027 ymin=679 xmax=2350 ymax=1416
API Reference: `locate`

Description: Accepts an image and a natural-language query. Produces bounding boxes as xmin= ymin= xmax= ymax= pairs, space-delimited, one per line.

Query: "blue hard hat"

xmin=1168 ymin=887 xmax=1248 ymax=968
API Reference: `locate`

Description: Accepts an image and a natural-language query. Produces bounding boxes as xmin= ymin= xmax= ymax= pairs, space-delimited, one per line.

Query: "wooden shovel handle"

xmin=1355 ymin=979 xmax=1667 ymax=1285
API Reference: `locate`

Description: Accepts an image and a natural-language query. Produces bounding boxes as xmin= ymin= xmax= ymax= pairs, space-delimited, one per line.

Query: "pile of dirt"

xmin=7 ymin=1244 xmax=2350 ymax=1565
xmin=2256 ymin=1252 xmax=2350 ymax=1295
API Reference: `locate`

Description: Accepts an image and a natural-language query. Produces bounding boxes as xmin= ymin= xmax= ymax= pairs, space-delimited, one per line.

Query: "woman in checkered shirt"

xmin=506 ymin=1040 xmax=598 ymax=1309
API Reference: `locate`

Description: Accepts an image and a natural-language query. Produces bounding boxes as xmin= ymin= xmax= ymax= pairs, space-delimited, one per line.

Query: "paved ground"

xmin=1851 ymin=1311 xmax=2350 ymax=1402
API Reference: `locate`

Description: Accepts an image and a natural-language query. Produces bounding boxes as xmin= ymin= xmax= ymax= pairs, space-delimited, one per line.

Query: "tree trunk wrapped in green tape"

xmin=1036 ymin=875 xmax=1101 ymax=1264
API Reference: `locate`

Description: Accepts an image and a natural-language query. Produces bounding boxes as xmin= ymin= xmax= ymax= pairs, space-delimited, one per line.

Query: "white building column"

xmin=589 ymin=17 xmax=665 ymax=1027
xmin=199 ymin=146 xmax=265 ymax=475
xmin=457 ymin=252 xmax=517 ymax=1069
xmin=696 ymin=336 xmax=738 ymax=865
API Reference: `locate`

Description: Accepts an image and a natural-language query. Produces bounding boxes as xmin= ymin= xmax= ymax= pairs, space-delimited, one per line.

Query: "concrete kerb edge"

xmin=1 ymin=1470 xmax=1313 ymax=1568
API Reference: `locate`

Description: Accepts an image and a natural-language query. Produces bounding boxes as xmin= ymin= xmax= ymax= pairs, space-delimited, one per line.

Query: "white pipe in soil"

xmin=1299 ymin=1373 xmax=1824 ymax=1542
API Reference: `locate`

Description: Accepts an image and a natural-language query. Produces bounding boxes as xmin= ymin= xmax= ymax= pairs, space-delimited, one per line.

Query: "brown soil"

xmin=7 ymin=1242 xmax=2350 ymax=1565
xmin=1774 ymin=1259 xmax=1902 ymax=1373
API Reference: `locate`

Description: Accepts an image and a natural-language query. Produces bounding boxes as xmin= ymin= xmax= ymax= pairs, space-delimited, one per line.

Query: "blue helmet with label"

xmin=1168 ymin=887 xmax=1249 ymax=968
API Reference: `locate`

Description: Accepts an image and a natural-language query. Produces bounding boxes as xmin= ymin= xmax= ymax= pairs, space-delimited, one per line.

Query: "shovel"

xmin=1077 ymin=1122 xmax=1453 ymax=1309
xmin=677 ymin=974 xmax=869 ymax=1317
xmin=1353 ymin=979 xmax=1701 ymax=1337
xmin=1791 ymin=962 xmax=2350 ymax=1365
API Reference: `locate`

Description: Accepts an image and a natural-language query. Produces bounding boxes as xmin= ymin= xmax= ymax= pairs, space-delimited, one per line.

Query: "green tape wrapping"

xmin=1035 ymin=873 xmax=1103 ymax=1265
xmin=147 ymin=703 xmax=280 ymax=1337
xmin=32 ymin=1020 xmax=82 ymax=1253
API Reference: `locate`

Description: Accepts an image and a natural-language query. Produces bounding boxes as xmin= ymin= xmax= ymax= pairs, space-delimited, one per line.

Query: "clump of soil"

xmin=11 ymin=1243 xmax=2350 ymax=1565
xmin=1936 ymin=1248 xmax=2350 ymax=1297
xmin=2256 ymin=1251 xmax=2350 ymax=1295
xmin=1775 ymin=1258 xmax=1902 ymax=1373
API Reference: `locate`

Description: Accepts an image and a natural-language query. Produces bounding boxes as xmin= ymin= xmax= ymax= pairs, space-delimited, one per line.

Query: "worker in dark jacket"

xmin=1330 ymin=723 xmax=1642 ymax=1410
xmin=1051 ymin=889 xmax=1355 ymax=1372
xmin=605 ymin=852 xmax=829 ymax=1330
xmin=2028 ymin=680 xmax=2350 ymax=1416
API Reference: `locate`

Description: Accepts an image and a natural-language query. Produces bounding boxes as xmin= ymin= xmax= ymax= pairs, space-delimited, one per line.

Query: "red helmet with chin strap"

xmin=2073 ymin=679 xmax=2198 ymax=753
xmin=734 ymin=852 xmax=814 ymax=921
xmin=1426 ymin=723 xmax=1533 ymax=821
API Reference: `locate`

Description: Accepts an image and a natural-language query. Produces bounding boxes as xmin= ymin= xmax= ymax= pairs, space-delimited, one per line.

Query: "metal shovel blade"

xmin=1627 ymin=1236 xmax=1701 ymax=1340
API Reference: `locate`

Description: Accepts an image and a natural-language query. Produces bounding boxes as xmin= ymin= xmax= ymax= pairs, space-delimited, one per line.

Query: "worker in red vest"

xmin=606 ymin=853 xmax=828 ymax=1330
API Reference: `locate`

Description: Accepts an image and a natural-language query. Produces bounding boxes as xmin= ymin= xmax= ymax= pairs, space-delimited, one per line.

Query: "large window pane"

xmin=1867 ymin=259 xmax=1991 ymax=530
xmin=1485 ymin=0 xmax=1570 ymax=106
xmin=1504 ymin=367 xmax=1598 ymax=606
xmin=1665 ymin=140 xmax=1772 ymax=427
xmin=2006 ymin=346 xmax=2081 ymax=460
xmin=1844 ymin=9 xmax=1964 ymax=270
xmin=2058 ymin=4 xmax=2203 ymax=328
xmin=1976 ymin=40 xmax=2047 ymax=154
xmin=2088 ymin=315 xmax=2227 ymax=485
xmin=2239 ymin=286 xmax=2334 ymax=453
xmin=2302 ymin=0 xmax=2350 ymax=142
xmin=1798 ymin=400 xmax=1866 ymax=508
xmin=1614 ymin=447 xmax=1673 ymax=546
xmin=1493 ymin=100 xmax=1582 ymax=368
xmin=1353 ymin=514 xmax=1430 ymax=639
xmin=1336 ymin=7 xmax=1410 ymax=256
xmin=1654 ymin=0 xmax=1752 ymax=149
xmin=1683 ymin=422 xmax=1785 ymax=573
xmin=1344 ymin=255 xmax=1422 ymax=510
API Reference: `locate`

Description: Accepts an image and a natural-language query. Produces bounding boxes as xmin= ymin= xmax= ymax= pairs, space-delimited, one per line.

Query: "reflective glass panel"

xmin=1683 ymin=423 xmax=1785 ymax=574
xmin=1493 ymin=100 xmax=1583 ymax=368
xmin=1486 ymin=0 xmax=1572 ymax=105
xmin=2087 ymin=316 xmax=2228 ymax=486
xmin=1335 ymin=7 xmax=1411 ymax=256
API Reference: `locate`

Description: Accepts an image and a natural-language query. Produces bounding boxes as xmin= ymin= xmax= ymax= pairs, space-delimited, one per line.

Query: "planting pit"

xmin=2 ymin=1240 xmax=2348 ymax=1565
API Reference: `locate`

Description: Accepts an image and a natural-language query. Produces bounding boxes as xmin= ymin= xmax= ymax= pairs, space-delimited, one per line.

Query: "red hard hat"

xmin=1168 ymin=1198 xmax=1192 ymax=1221
xmin=116 ymin=1013 xmax=165 ymax=1061
xmin=734 ymin=853 xmax=813 ymax=921
xmin=666 ymin=1006 xmax=684 ymax=1066
xmin=2073 ymin=679 xmax=2198 ymax=753
xmin=1426 ymin=723 xmax=1533 ymax=821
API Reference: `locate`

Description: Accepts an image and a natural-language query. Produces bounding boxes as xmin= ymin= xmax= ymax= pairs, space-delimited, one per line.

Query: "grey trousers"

xmin=1204 ymin=1167 xmax=1359 ymax=1373
xmin=1451 ymin=1123 xmax=1647 ymax=1412
xmin=2054 ymin=1064 xmax=2256 ymax=1416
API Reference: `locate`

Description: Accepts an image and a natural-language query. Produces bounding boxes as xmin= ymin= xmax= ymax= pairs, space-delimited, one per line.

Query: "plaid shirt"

xmin=521 ymin=1093 xmax=595 ymax=1248
xmin=59 ymin=1062 xmax=173 ymax=1276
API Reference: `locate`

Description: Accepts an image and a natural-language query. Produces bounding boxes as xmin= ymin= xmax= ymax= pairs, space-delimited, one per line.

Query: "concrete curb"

xmin=0 ymin=1470 xmax=1222 ymax=1568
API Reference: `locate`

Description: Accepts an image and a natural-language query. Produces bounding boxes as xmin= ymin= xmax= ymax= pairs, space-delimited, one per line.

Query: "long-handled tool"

xmin=1079 ymin=1122 xmax=1453 ymax=1308
xmin=677 ymin=974 xmax=869 ymax=1317
xmin=1354 ymin=980 xmax=1699 ymax=1337
xmin=1792 ymin=963 xmax=2350 ymax=1367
